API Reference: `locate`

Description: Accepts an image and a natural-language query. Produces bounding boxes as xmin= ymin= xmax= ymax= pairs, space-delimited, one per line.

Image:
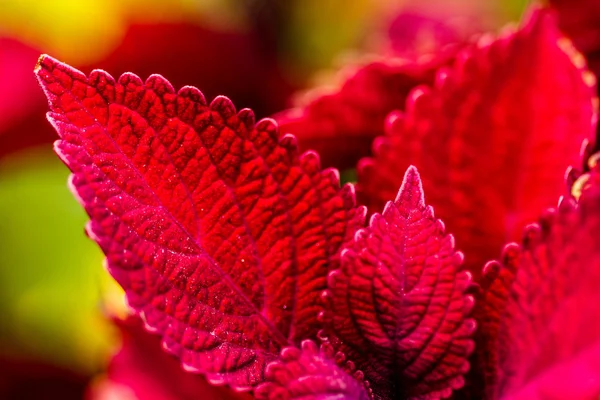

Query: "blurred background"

xmin=0 ymin=0 xmax=527 ymax=398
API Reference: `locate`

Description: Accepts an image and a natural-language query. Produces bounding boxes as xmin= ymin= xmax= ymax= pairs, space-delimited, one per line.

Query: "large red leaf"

xmin=357 ymin=8 xmax=597 ymax=278
xmin=274 ymin=49 xmax=458 ymax=170
xmin=322 ymin=166 xmax=475 ymax=400
xmin=255 ymin=340 xmax=370 ymax=400
xmin=477 ymin=165 xmax=600 ymax=400
xmin=35 ymin=55 xmax=365 ymax=390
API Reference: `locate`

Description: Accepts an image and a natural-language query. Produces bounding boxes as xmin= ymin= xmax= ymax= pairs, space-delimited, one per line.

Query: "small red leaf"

xmin=357 ymin=8 xmax=597 ymax=278
xmin=323 ymin=166 xmax=475 ymax=400
xmin=274 ymin=50 xmax=457 ymax=170
xmin=478 ymin=168 xmax=600 ymax=399
xmin=255 ymin=340 xmax=370 ymax=400
xmin=35 ymin=55 xmax=365 ymax=389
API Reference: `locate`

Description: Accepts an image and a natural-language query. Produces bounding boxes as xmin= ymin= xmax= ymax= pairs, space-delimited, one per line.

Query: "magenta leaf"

xmin=357 ymin=8 xmax=597 ymax=278
xmin=477 ymin=165 xmax=600 ymax=400
xmin=323 ymin=166 xmax=475 ymax=400
xmin=255 ymin=340 xmax=370 ymax=400
xmin=35 ymin=55 xmax=365 ymax=390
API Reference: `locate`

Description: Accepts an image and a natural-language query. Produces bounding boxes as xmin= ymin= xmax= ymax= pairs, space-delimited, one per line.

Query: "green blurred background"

xmin=0 ymin=0 xmax=527 ymax=398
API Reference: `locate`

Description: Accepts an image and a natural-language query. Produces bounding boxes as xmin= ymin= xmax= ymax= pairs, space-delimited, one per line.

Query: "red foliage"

xmin=35 ymin=55 xmax=364 ymax=390
xmin=475 ymin=166 xmax=600 ymax=399
xmin=274 ymin=50 xmax=457 ymax=170
xmin=551 ymin=0 xmax=600 ymax=81
xmin=255 ymin=340 xmax=370 ymax=400
xmin=357 ymin=9 xmax=597 ymax=278
xmin=323 ymin=167 xmax=475 ymax=399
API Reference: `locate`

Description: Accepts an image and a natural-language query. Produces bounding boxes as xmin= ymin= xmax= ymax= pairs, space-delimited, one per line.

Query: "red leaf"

xmin=274 ymin=50 xmax=457 ymax=170
xmin=88 ymin=317 xmax=252 ymax=400
xmin=357 ymin=8 xmax=597 ymax=278
xmin=478 ymin=166 xmax=600 ymax=400
xmin=323 ymin=166 xmax=475 ymax=400
xmin=35 ymin=55 xmax=364 ymax=389
xmin=255 ymin=340 xmax=370 ymax=400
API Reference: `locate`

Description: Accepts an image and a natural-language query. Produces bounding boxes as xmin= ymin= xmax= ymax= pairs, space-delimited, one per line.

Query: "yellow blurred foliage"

xmin=0 ymin=0 xmax=245 ymax=65
xmin=287 ymin=0 xmax=392 ymax=70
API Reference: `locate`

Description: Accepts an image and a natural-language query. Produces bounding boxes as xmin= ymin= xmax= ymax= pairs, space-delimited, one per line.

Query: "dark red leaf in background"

xmin=550 ymin=0 xmax=600 ymax=83
xmin=0 ymin=355 xmax=87 ymax=400
xmin=2 ymin=23 xmax=295 ymax=160
xmin=36 ymin=56 xmax=364 ymax=389
xmin=323 ymin=166 xmax=475 ymax=400
xmin=550 ymin=0 xmax=600 ymax=157
xmin=90 ymin=23 xmax=294 ymax=118
xmin=255 ymin=340 xmax=370 ymax=400
xmin=358 ymin=8 xmax=597 ymax=278
xmin=274 ymin=49 xmax=458 ymax=170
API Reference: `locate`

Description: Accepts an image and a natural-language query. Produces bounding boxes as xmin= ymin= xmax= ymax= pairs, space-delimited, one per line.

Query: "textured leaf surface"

xmin=255 ymin=340 xmax=370 ymax=400
xmin=323 ymin=166 xmax=475 ymax=400
xmin=478 ymin=167 xmax=600 ymax=400
xmin=357 ymin=8 xmax=597 ymax=278
xmin=274 ymin=51 xmax=457 ymax=170
xmin=89 ymin=317 xmax=251 ymax=400
xmin=35 ymin=55 xmax=364 ymax=389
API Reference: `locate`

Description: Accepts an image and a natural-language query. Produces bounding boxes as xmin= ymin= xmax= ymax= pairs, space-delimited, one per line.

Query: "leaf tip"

xmin=34 ymin=54 xmax=48 ymax=74
xmin=394 ymin=165 xmax=425 ymax=208
xmin=34 ymin=54 xmax=63 ymax=79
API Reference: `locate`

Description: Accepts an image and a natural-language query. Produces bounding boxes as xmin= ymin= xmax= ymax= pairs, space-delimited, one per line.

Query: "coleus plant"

xmin=34 ymin=4 xmax=600 ymax=400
